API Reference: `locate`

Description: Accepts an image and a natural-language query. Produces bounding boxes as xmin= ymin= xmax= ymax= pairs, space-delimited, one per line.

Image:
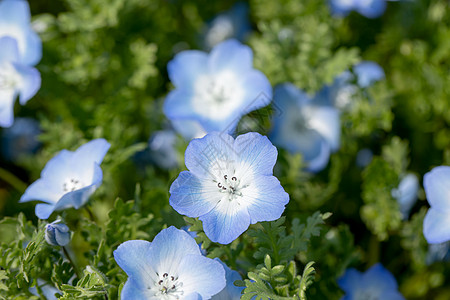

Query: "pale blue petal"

xmin=423 ymin=166 xmax=450 ymax=211
xmin=423 ymin=208 xmax=450 ymax=244
xmin=208 ymin=39 xmax=253 ymax=74
xmin=0 ymin=36 xmax=20 ymax=63
xmin=184 ymin=132 xmax=236 ymax=179
xmin=0 ymin=0 xmax=30 ymax=27
xmin=234 ymin=132 xmax=278 ymax=177
xmin=178 ymin=254 xmax=226 ymax=299
xmin=356 ymin=0 xmax=386 ymax=18
xmin=55 ymin=226 xmax=71 ymax=246
xmin=19 ymin=178 xmax=61 ymax=204
xmin=306 ymin=139 xmax=331 ymax=173
xmin=149 ymin=227 xmax=202 ymax=274
xmin=337 ymin=268 xmax=361 ymax=293
xmin=200 ymin=200 xmax=251 ymax=244
xmin=0 ymin=89 xmax=16 ymax=128
xmin=71 ymin=138 xmax=110 ymax=167
xmin=354 ymin=61 xmax=385 ymax=88
xmin=171 ymin=119 xmax=206 ymax=141
xmin=393 ymin=173 xmax=419 ymax=218
xmin=21 ymin=29 xmax=42 ymax=66
xmin=169 ymin=171 xmax=219 ymax=217
xmin=13 ymin=63 xmax=41 ymax=105
xmin=163 ymin=89 xmax=196 ymax=120
xmin=246 ymin=176 xmax=289 ymax=224
xmin=113 ymin=240 xmax=153 ymax=290
xmin=40 ymin=149 xmax=74 ymax=182
xmin=212 ymin=258 xmax=244 ymax=300
xmin=121 ymin=279 xmax=154 ymax=300
xmin=239 ymin=70 xmax=273 ymax=115
xmin=35 ymin=203 xmax=55 ymax=220
xmin=329 ymin=0 xmax=354 ymax=16
xmin=307 ymin=106 xmax=340 ymax=151
xmin=167 ymin=50 xmax=208 ymax=89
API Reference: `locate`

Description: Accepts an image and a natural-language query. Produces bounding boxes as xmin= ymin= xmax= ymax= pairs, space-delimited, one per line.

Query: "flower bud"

xmin=45 ymin=220 xmax=71 ymax=246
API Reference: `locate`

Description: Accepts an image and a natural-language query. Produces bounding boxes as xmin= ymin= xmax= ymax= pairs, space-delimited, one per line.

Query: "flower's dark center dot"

xmin=63 ymin=178 xmax=83 ymax=192
xmin=154 ymin=272 xmax=183 ymax=299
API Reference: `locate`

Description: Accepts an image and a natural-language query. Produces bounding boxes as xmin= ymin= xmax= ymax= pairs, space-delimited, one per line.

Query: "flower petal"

xmin=423 ymin=166 xmax=450 ymax=211
xmin=364 ymin=263 xmax=398 ymax=291
xmin=356 ymin=0 xmax=386 ymax=18
xmin=0 ymin=36 xmax=20 ymax=63
xmin=423 ymin=208 xmax=450 ymax=244
xmin=243 ymin=176 xmax=289 ymax=224
xmin=20 ymin=178 xmax=62 ymax=204
xmin=184 ymin=132 xmax=236 ymax=179
xmin=35 ymin=203 xmax=56 ymax=220
xmin=200 ymin=199 xmax=251 ymax=244
xmin=40 ymin=149 xmax=74 ymax=183
xmin=171 ymin=119 xmax=206 ymax=141
xmin=13 ymin=62 xmax=40 ymax=105
xmin=0 ymin=0 xmax=30 ymax=26
xmin=212 ymin=258 xmax=243 ymax=300
xmin=337 ymin=268 xmax=362 ymax=293
xmin=0 ymin=88 xmax=17 ymax=128
xmin=234 ymin=132 xmax=278 ymax=177
xmin=167 ymin=50 xmax=208 ymax=90
xmin=163 ymin=89 xmax=197 ymax=120
xmin=354 ymin=61 xmax=385 ymax=88
xmin=208 ymin=39 xmax=252 ymax=74
xmin=113 ymin=240 xmax=154 ymax=290
xmin=120 ymin=279 xmax=154 ymax=300
xmin=169 ymin=171 xmax=219 ymax=217
xmin=178 ymin=254 xmax=226 ymax=299
xmin=148 ymin=227 xmax=202 ymax=275
xmin=71 ymin=138 xmax=110 ymax=167
xmin=306 ymin=139 xmax=331 ymax=173
xmin=306 ymin=106 xmax=340 ymax=151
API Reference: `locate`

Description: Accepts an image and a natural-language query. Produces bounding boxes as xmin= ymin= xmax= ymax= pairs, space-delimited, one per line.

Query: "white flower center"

xmin=0 ymin=64 xmax=18 ymax=90
xmin=152 ymin=272 xmax=184 ymax=300
xmin=214 ymin=173 xmax=249 ymax=202
xmin=62 ymin=178 xmax=84 ymax=193
xmin=192 ymin=71 xmax=245 ymax=121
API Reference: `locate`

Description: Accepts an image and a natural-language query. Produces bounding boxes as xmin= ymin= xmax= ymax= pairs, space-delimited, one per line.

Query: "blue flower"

xmin=1 ymin=117 xmax=40 ymax=161
xmin=0 ymin=0 xmax=42 ymax=66
xmin=45 ymin=220 xmax=71 ymax=247
xmin=164 ymin=39 xmax=272 ymax=137
xmin=270 ymin=83 xmax=341 ymax=172
xmin=148 ymin=129 xmax=180 ymax=169
xmin=423 ymin=166 xmax=450 ymax=244
xmin=354 ymin=61 xmax=385 ymax=88
xmin=0 ymin=36 xmax=41 ymax=128
xmin=169 ymin=132 xmax=289 ymax=244
xmin=338 ymin=263 xmax=405 ymax=300
xmin=330 ymin=0 xmax=388 ymax=19
xmin=426 ymin=242 xmax=450 ymax=265
xmin=391 ymin=173 xmax=419 ymax=220
xmin=19 ymin=139 xmax=110 ymax=219
xmin=312 ymin=71 xmax=355 ymax=110
xmin=113 ymin=226 xmax=226 ymax=300
xmin=212 ymin=258 xmax=244 ymax=300
xmin=203 ymin=2 xmax=251 ymax=49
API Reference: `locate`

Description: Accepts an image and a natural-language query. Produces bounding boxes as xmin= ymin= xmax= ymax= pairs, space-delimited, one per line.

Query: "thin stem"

xmin=84 ymin=205 xmax=96 ymax=222
xmin=62 ymin=246 xmax=81 ymax=279
xmin=0 ymin=167 xmax=27 ymax=192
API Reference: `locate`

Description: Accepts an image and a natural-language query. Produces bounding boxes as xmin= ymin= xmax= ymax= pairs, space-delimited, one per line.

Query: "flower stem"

xmin=84 ymin=205 xmax=96 ymax=222
xmin=0 ymin=166 xmax=27 ymax=192
xmin=62 ymin=246 xmax=81 ymax=279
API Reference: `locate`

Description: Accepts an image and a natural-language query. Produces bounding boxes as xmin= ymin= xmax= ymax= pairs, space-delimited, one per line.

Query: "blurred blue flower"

xmin=212 ymin=258 xmax=244 ymax=300
xmin=203 ymin=2 xmax=251 ymax=49
xmin=148 ymin=129 xmax=179 ymax=169
xmin=45 ymin=220 xmax=71 ymax=247
xmin=313 ymin=71 xmax=355 ymax=110
xmin=169 ymin=132 xmax=289 ymax=244
xmin=171 ymin=119 xmax=207 ymax=141
xmin=391 ymin=173 xmax=419 ymax=220
xmin=330 ymin=0 xmax=390 ymax=18
xmin=338 ymin=263 xmax=405 ymax=300
xmin=354 ymin=61 xmax=385 ymax=88
xmin=1 ymin=117 xmax=40 ymax=161
xmin=423 ymin=166 xmax=450 ymax=244
xmin=29 ymin=279 xmax=60 ymax=300
xmin=19 ymin=139 xmax=110 ymax=219
xmin=164 ymin=39 xmax=272 ymax=137
xmin=0 ymin=0 xmax=42 ymax=66
xmin=0 ymin=36 xmax=41 ymax=128
xmin=356 ymin=148 xmax=373 ymax=168
xmin=270 ymin=83 xmax=341 ymax=172
xmin=113 ymin=226 xmax=226 ymax=299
